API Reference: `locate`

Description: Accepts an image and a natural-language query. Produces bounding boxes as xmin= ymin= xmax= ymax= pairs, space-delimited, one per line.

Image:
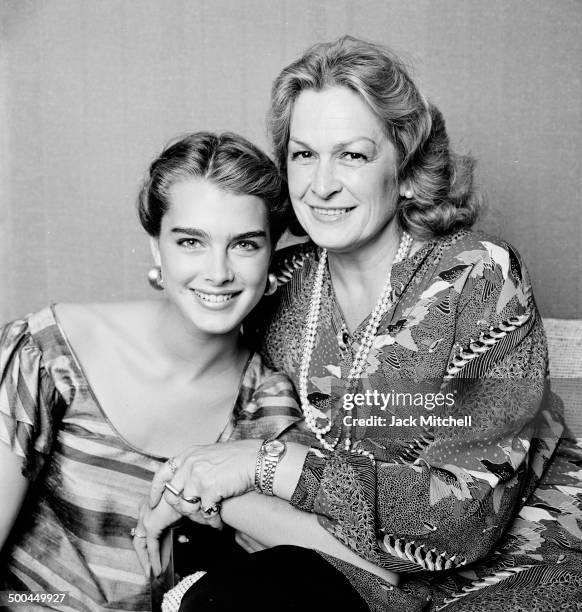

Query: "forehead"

xmin=164 ymin=178 xmax=268 ymax=233
xmin=290 ymin=86 xmax=386 ymax=142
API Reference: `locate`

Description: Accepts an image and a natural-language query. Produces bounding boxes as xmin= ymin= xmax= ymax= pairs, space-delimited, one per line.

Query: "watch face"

xmin=265 ymin=439 xmax=285 ymax=456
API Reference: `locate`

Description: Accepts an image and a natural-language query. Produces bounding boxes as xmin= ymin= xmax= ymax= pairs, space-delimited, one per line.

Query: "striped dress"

xmin=0 ymin=306 xmax=303 ymax=611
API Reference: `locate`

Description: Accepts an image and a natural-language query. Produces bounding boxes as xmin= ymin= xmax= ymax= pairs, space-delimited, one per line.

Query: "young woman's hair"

xmin=268 ymin=35 xmax=479 ymax=240
xmin=138 ymin=131 xmax=288 ymax=245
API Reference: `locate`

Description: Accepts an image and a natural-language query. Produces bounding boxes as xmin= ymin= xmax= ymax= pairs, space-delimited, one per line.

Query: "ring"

xmin=164 ymin=482 xmax=182 ymax=497
xmin=202 ymin=502 xmax=222 ymax=516
xmin=130 ymin=527 xmax=147 ymax=539
xmin=181 ymin=494 xmax=201 ymax=504
xmin=167 ymin=457 xmax=178 ymax=474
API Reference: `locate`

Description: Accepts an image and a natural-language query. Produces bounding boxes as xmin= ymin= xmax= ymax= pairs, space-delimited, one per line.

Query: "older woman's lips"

xmin=310 ymin=206 xmax=356 ymax=220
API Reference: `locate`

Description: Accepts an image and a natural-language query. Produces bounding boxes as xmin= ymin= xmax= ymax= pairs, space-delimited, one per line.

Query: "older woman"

xmin=142 ymin=37 xmax=581 ymax=612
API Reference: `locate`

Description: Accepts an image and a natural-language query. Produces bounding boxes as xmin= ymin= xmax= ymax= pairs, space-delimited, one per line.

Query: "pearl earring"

xmin=147 ymin=266 xmax=164 ymax=291
xmin=264 ymin=273 xmax=278 ymax=296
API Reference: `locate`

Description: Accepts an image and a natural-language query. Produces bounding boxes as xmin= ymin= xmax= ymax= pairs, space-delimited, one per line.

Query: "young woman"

xmin=0 ymin=131 xmax=304 ymax=611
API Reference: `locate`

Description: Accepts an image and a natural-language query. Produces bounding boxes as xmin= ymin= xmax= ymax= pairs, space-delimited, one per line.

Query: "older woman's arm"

xmin=282 ymin=244 xmax=563 ymax=574
xmin=220 ymin=492 xmax=400 ymax=584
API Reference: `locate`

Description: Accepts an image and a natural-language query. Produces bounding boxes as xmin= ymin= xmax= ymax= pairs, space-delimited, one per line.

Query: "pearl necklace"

xmin=299 ymin=232 xmax=413 ymax=451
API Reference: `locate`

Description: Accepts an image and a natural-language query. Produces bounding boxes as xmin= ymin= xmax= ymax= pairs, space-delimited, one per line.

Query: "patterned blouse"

xmin=0 ymin=305 xmax=303 ymax=612
xmin=251 ymin=230 xmax=582 ymax=611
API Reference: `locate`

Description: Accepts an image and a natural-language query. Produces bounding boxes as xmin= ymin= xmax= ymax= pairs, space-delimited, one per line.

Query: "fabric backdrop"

xmin=1 ymin=0 xmax=580 ymax=321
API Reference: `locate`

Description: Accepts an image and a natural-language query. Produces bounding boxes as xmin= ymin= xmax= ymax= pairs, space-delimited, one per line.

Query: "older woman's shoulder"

xmin=271 ymin=240 xmax=319 ymax=288
xmin=436 ymin=229 xmax=529 ymax=278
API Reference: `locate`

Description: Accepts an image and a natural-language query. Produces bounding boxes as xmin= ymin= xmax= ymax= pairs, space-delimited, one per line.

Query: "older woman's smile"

xmin=309 ymin=205 xmax=356 ymax=221
xmin=287 ymin=87 xmax=401 ymax=255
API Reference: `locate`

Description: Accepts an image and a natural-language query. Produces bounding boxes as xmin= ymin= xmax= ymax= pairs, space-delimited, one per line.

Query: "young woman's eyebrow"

xmin=170 ymin=228 xmax=267 ymax=241
xmin=230 ymin=230 xmax=268 ymax=241
xmin=170 ymin=227 xmax=210 ymax=239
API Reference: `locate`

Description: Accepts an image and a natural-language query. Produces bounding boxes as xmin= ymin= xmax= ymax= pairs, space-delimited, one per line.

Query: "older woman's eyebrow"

xmin=289 ymin=137 xmax=378 ymax=151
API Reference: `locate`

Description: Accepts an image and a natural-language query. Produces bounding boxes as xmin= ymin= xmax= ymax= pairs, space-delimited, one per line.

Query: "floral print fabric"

xmin=250 ymin=231 xmax=582 ymax=611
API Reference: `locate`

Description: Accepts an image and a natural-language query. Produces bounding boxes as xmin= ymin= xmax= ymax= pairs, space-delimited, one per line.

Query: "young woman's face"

xmin=152 ymin=178 xmax=271 ymax=338
xmin=287 ymin=86 xmax=401 ymax=255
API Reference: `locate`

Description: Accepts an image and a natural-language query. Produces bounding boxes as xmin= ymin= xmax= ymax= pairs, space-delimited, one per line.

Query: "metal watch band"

xmin=254 ymin=439 xmax=286 ymax=496
xmin=254 ymin=447 xmax=264 ymax=493
xmin=260 ymin=456 xmax=278 ymax=496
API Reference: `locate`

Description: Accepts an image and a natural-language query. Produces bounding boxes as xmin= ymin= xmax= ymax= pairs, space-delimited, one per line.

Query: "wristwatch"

xmin=254 ymin=438 xmax=287 ymax=496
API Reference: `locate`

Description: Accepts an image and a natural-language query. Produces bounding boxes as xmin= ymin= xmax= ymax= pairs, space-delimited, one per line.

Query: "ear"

xmin=149 ymin=237 xmax=161 ymax=266
xmin=399 ymin=180 xmax=414 ymax=199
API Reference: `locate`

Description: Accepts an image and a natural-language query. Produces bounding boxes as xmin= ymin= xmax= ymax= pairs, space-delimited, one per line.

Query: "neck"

xmin=150 ymin=300 xmax=243 ymax=378
xmin=327 ymin=219 xmax=404 ymax=298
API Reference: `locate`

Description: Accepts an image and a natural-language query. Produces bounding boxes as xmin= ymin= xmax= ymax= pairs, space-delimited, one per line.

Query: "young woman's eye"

xmin=290 ymin=150 xmax=313 ymax=161
xmin=177 ymin=238 xmax=202 ymax=249
xmin=233 ymin=240 xmax=259 ymax=251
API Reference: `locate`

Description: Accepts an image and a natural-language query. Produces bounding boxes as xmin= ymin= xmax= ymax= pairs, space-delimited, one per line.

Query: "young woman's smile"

xmin=152 ymin=178 xmax=271 ymax=337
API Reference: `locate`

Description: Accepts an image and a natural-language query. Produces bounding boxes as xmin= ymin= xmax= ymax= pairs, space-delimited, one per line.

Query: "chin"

xmin=306 ymin=228 xmax=360 ymax=253
xmin=192 ymin=316 xmax=242 ymax=336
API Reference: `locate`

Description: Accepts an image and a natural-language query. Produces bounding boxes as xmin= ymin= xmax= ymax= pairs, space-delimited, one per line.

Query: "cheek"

xmin=160 ymin=250 xmax=199 ymax=281
xmin=238 ymin=254 xmax=270 ymax=288
xmin=287 ymin=165 xmax=309 ymax=198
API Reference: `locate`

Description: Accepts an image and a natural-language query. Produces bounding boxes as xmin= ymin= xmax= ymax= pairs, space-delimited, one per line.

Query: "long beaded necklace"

xmin=299 ymin=232 xmax=413 ymax=451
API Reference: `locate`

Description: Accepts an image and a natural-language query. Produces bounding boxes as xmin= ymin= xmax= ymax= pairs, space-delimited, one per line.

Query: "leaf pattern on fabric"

xmin=250 ymin=230 xmax=582 ymax=612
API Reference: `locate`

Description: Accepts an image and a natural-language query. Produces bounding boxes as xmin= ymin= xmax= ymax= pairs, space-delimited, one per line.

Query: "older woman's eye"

xmin=340 ymin=152 xmax=368 ymax=162
xmin=290 ymin=151 xmax=313 ymax=161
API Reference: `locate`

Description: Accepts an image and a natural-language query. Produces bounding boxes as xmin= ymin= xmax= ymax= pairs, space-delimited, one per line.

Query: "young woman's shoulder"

xmin=54 ymin=301 xmax=158 ymax=354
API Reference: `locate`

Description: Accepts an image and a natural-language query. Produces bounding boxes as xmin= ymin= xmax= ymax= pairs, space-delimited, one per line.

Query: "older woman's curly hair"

xmin=268 ymin=35 xmax=479 ymax=240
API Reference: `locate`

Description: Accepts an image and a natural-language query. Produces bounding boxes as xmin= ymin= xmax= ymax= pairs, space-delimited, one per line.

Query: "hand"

xmin=150 ymin=440 xmax=262 ymax=514
xmin=133 ymin=498 xmax=181 ymax=577
xmin=234 ymin=530 xmax=267 ymax=553
xmin=161 ymin=481 xmax=224 ymax=531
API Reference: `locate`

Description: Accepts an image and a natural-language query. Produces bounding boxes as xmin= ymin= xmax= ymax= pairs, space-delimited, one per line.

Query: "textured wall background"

xmin=1 ymin=0 xmax=580 ymax=321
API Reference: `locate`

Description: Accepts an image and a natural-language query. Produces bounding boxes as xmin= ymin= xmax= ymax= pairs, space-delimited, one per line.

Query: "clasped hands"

xmin=133 ymin=439 xmax=261 ymax=576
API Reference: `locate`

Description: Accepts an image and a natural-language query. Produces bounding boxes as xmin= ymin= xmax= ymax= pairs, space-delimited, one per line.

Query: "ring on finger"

xmin=202 ymin=502 xmax=221 ymax=516
xmin=130 ymin=527 xmax=147 ymax=539
xmin=181 ymin=494 xmax=201 ymax=505
xmin=164 ymin=482 xmax=182 ymax=497
xmin=167 ymin=457 xmax=178 ymax=474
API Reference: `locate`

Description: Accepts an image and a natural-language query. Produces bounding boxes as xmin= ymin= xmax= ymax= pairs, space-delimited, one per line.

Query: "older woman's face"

xmin=287 ymin=86 xmax=400 ymax=255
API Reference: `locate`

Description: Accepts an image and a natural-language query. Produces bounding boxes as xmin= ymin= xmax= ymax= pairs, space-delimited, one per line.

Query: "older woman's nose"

xmin=204 ymin=250 xmax=235 ymax=284
xmin=311 ymin=160 xmax=341 ymax=199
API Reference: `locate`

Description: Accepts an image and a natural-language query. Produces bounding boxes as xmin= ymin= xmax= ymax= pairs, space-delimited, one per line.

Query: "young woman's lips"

xmin=309 ymin=205 xmax=356 ymax=221
xmin=191 ymin=289 xmax=241 ymax=309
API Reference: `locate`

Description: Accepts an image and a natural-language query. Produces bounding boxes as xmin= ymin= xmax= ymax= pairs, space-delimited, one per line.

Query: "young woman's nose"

xmin=310 ymin=159 xmax=341 ymax=199
xmin=204 ymin=250 xmax=234 ymax=284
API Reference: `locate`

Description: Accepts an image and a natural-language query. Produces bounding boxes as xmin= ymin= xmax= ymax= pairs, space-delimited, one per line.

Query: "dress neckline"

xmin=322 ymin=238 xmax=437 ymax=341
xmin=47 ymin=303 xmax=254 ymax=461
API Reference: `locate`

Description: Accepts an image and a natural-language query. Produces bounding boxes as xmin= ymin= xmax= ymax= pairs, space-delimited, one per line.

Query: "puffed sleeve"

xmin=289 ymin=241 xmax=563 ymax=574
xmin=0 ymin=318 xmax=66 ymax=480
xmin=226 ymin=354 xmax=311 ymax=444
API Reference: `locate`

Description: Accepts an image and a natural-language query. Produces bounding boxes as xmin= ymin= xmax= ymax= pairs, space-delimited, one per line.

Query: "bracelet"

xmin=254 ymin=438 xmax=286 ymax=496
xmin=254 ymin=446 xmax=265 ymax=493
